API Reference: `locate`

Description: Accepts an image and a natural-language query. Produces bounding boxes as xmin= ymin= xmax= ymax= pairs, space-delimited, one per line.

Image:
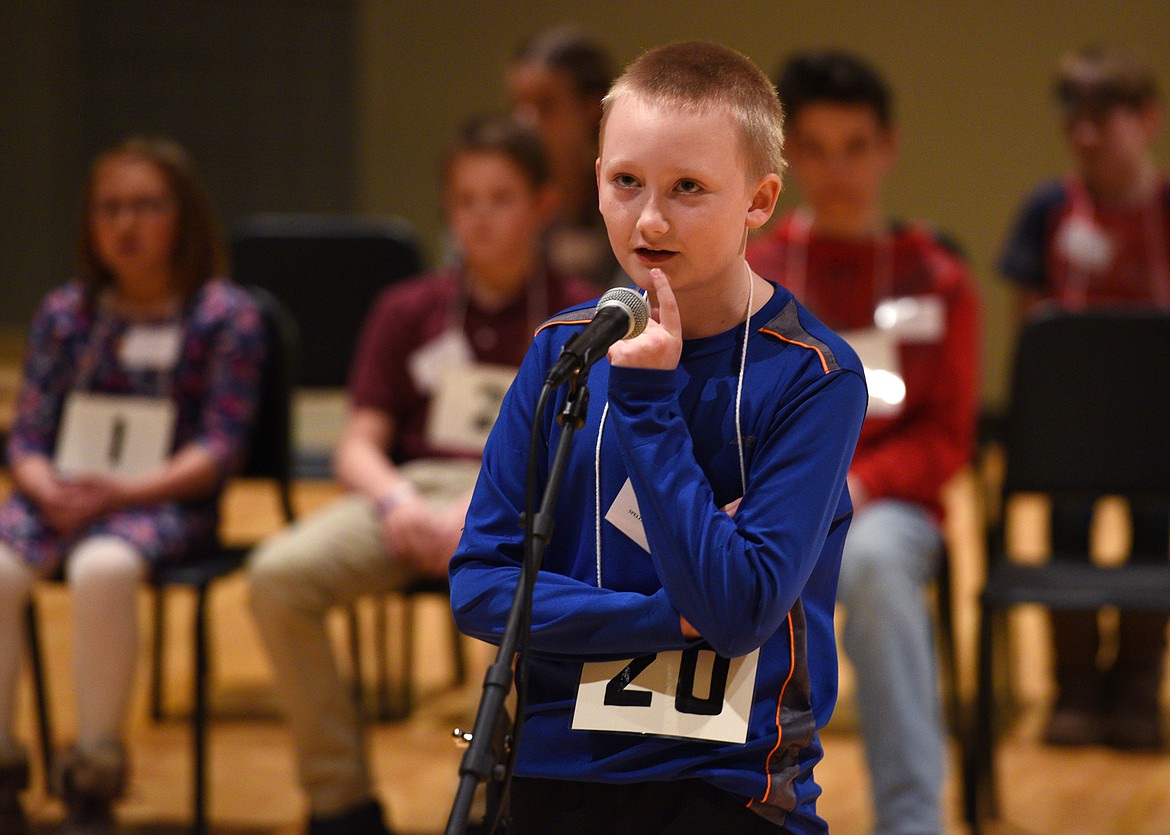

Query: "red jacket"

xmin=748 ymin=212 xmax=980 ymax=520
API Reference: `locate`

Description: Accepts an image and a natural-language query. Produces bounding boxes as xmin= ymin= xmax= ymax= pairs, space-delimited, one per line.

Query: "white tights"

xmin=0 ymin=537 xmax=145 ymax=761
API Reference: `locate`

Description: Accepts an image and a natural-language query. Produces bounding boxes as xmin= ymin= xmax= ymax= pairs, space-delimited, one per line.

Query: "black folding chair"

xmin=963 ymin=309 xmax=1170 ymax=829
xmin=231 ymin=214 xmax=466 ymax=719
xmin=27 ymin=285 xmax=299 ymax=834
xmin=230 ymin=213 xmax=423 ymax=392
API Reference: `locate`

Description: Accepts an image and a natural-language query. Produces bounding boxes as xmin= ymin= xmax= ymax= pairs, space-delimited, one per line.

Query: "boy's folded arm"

xmin=448 ymin=353 xmax=693 ymax=659
xmin=449 ymin=555 xmax=690 ymax=658
xmin=609 ymin=364 xmax=867 ymax=658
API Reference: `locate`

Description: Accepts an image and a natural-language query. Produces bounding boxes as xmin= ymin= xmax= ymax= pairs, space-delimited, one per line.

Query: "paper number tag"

xmin=839 ymin=328 xmax=905 ymax=419
xmin=54 ymin=392 xmax=176 ymax=476
xmin=407 ymin=329 xmax=474 ymax=394
xmin=425 ymin=363 xmax=516 ymax=454
xmin=573 ymin=646 xmax=759 ymax=744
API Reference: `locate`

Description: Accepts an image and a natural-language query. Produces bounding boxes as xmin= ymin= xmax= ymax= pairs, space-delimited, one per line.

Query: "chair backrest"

xmin=1003 ymin=309 xmax=1170 ymax=501
xmin=239 ymin=286 xmax=300 ymax=519
xmin=230 ymin=214 xmax=423 ymax=388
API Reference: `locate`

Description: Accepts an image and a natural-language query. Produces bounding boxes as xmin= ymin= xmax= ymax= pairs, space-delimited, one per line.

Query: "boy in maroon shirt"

xmin=248 ymin=115 xmax=596 ymax=835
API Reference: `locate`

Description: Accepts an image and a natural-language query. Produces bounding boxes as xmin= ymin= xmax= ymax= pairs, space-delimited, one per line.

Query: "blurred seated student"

xmin=508 ymin=24 xmax=621 ymax=288
xmin=998 ymin=44 xmax=1170 ymax=750
xmin=747 ymin=51 xmax=979 ymax=834
xmin=0 ymin=137 xmax=266 ymax=834
xmin=246 ymin=113 xmax=596 ymax=835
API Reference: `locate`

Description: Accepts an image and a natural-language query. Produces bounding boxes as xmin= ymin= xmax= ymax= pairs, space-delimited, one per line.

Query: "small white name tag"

xmin=604 ymin=477 xmax=649 ymax=553
xmin=119 ymin=324 xmax=183 ymax=370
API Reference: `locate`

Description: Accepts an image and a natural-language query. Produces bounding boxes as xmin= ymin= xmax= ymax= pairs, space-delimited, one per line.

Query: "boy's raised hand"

xmin=607 ymin=268 xmax=683 ymax=370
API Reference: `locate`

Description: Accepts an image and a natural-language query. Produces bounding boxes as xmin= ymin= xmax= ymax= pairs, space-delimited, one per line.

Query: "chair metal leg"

xmin=24 ymin=603 xmax=54 ymax=788
xmin=360 ymin=586 xmax=467 ymax=722
xmin=967 ymin=601 xmax=999 ymax=828
xmin=151 ymin=589 xmax=166 ymax=721
xmin=192 ymin=584 xmax=209 ymax=835
xmin=347 ymin=606 xmax=366 ymax=717
xmin=449 ymin=612 xmax=467 ymax=687
xmin=375 ymin=601 xmax=391 ymax=721
xmin=936 ymin=546 xmax=961 ymax=733
xmin=402 ymin=595 xmax=416 ymax=717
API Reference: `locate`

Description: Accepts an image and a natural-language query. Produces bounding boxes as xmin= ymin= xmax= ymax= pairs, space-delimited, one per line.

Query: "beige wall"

xmin=354 ymin=0 xmax=1170 ymax=408
xmin=2 ymin=2 xmax=1166 ymax=409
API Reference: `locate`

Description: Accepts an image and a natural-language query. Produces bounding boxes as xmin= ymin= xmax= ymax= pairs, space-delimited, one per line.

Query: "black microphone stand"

xmin=445 ymin=374 xmax=591 ymax=835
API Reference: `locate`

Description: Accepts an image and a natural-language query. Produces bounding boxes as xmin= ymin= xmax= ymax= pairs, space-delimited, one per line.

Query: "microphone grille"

xmin=597 ymin=286 xmax=650 ymax=339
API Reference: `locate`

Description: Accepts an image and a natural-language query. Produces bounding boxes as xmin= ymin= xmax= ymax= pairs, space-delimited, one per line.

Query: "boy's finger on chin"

xmin=649 ymin=267 xmax=673 ymax=292
xmin=650 ymin=270 xmax=683 ymax=335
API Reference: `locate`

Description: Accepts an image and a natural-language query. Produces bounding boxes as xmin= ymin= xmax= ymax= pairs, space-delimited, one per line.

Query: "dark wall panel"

xmin=1 ymin=0 xmax=359 ymax=325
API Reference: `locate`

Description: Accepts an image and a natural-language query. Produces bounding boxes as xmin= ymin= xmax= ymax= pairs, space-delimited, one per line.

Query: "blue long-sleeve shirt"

xmin=450 ymin=282 xmax=866 ymax=832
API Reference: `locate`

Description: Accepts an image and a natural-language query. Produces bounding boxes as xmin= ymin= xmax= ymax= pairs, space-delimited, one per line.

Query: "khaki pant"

xmin=247 ymin=459 xmax=479 ymax=816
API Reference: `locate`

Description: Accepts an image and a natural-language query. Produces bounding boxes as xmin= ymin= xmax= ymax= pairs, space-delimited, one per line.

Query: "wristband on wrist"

xmin=375 ymin=483 xmax=415 ymax=517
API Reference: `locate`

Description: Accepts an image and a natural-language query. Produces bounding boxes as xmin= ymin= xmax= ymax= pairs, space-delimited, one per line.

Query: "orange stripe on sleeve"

xmin=533 ymin=316 xmax=592 ymax=337
xmin=759 ymin=328 xmax=830 ymax=375
xmin=751 ymin=612 xmax=797 ymax=808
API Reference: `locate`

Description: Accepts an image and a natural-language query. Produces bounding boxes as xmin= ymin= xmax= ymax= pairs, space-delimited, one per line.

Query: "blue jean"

xmin=837 ymin=500 xmax=944 ymax=835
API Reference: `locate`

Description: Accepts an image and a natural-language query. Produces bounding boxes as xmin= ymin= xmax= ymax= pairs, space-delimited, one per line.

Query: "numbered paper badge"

xmin=839 ymin=328 xmax=905 ymax=419
xmin=54 ymin=392 xmax=176 ymax=476
xmin=407 ymin=329 xmax=474 ymax=394
xmin=572 ymin=646 xmax=760 ymax=744
xmin=426 ymin=363 xmax=517 ymax=454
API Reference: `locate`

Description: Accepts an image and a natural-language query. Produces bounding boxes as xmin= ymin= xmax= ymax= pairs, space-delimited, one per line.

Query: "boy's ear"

xmin=745 ymin=173 xmax=782 ymax=230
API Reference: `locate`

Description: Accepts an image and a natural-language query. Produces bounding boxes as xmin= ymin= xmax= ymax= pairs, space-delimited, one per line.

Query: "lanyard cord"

xmin=452 ymin=263 xmax=550 ymax=340
xmin=593 ymin=269 xmax=754 ymax=587
xmin=784 ymin=207 xmax=893 ymax=314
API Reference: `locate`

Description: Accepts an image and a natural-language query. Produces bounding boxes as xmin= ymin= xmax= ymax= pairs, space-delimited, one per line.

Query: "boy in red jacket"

xmin=748 ymin=51 xmax=979 ymax=834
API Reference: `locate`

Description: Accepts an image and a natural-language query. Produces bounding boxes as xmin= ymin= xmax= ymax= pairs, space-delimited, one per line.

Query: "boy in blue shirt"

xmin=450 ymin=41 xmax=867 ymax=834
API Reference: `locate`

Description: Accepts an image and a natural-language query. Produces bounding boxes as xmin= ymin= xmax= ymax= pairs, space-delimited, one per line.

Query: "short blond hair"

xmin=600 ymin=41 xmax=786 ymax=182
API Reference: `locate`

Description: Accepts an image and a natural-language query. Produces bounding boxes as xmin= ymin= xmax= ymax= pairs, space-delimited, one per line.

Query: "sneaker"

xmin=307 ymin=798 xmax=394 ymax=835
xmin=0 ymin=757 xmax=30 ymax=835
xmin=52 ymin=743 xmax=127 ymax=834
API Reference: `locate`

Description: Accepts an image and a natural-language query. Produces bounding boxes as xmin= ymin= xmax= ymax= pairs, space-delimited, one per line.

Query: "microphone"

xmin=545 ymin=286 xmax=650 ymax=386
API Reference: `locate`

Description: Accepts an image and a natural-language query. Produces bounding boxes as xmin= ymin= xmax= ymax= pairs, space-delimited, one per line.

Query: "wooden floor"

xmin=9 ymin=475 xmax=1170 ymax=834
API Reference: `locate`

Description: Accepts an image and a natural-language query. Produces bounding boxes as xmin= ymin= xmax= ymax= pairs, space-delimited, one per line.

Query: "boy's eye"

xmin=676 ymin=179 xmax=702 ymax=194
xmin=613 ymin=174 xmax=639 ymax=188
